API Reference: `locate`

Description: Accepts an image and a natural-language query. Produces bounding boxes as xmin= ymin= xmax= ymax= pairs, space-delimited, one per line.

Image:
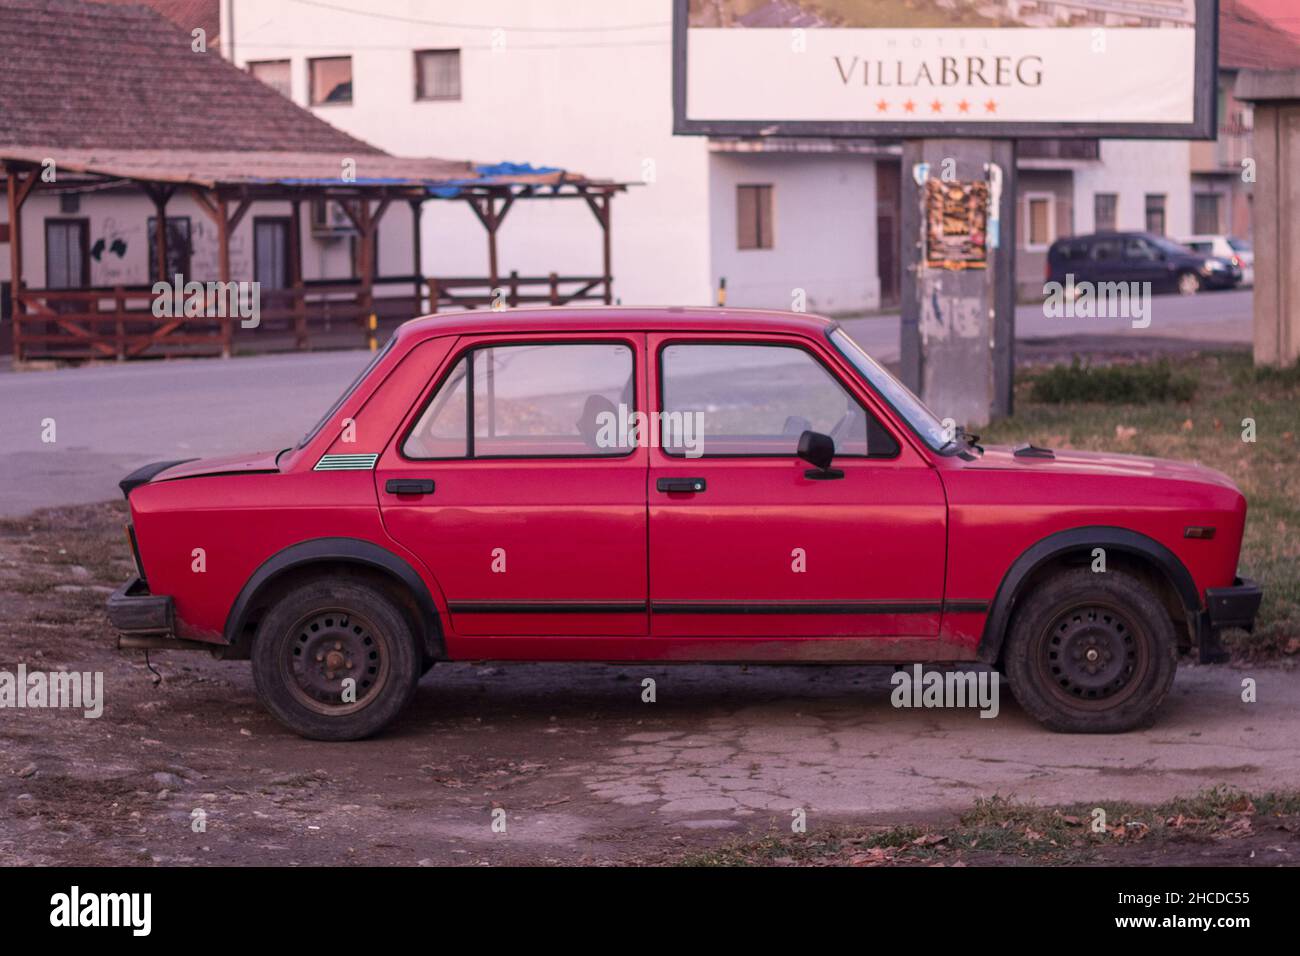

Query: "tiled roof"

xmin=1221 ymin=0 xmax=1300 ymax=71
xmin=0 ymin=0 xmax=381 ymax=153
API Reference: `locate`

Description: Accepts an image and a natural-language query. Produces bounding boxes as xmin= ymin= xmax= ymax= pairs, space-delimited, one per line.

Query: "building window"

xmin=146 ymin=216 xmax=193 ymax=283
xmin=1144 ymin=194 xmax=1166 ymax=235
xmin=309 ymin=56 xmax=352 ymax=105
xmin=248 ymin=59 xmax=291 ymax=98
xmin=1023 ymin=192 xmax=1056 ymax=250
xmin=737 ymin=184 xmax=774 ymax=250
xmin=1093 ymin=192 xmax=1118 ymax=232
xmin=44 ymin=219 xmax=89 ymax=290
xmin=1193 ymin=193 xmax=1223 ymax=234
xmin=415 ymin=49 xmax=461 ymax=101
xmin=59 ymin=192 xmax=80 ymax=214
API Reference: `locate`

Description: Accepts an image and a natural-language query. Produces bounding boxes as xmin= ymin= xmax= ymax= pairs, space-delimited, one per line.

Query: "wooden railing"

xmin=426 ymin=272 xmax=611 ymax=313
xmin=11 ymin=271 xmax=613 ymax=361
xmin=13 ymin=287 xmax=227 ymax=362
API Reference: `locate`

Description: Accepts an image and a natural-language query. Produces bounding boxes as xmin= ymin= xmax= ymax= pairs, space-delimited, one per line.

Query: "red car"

xmin=109 ymin=308 xmax=1260 ymax=739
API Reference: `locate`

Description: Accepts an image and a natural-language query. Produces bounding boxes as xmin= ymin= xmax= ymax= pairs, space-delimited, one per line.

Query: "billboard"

xmin=674 ymin=0 xmax=1217 ymax=138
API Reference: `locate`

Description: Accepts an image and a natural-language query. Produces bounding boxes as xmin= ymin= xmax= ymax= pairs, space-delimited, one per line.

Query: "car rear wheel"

xmin=1176 ymin=270 xmax=1201 ymax=295
xmin=252 ymin=576 xmax=420 ymax=740
xmin=1002 ymin=568 xmax=1177 ymax=733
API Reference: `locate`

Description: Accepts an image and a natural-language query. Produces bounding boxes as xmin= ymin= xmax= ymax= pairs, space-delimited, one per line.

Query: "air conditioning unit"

xmin=310 ymin=199 xmax=357 ymax=237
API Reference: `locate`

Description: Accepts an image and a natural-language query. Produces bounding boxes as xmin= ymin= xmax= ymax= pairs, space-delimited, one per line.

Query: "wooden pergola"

xmin=2 ymin=149 xmax=627 ymax=362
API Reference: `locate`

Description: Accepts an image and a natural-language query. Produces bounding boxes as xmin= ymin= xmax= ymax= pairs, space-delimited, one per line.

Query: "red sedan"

xmin=108 ymin=308 xmax=1260 ymax=739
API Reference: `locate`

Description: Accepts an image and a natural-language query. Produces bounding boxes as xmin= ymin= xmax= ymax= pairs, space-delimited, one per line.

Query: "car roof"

xmin=395 ymin=305 xmax=838 ymax=340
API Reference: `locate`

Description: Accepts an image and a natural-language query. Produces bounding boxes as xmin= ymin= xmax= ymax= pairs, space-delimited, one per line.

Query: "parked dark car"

xmin=1047 ymin=232 xmax=1241 ymax=295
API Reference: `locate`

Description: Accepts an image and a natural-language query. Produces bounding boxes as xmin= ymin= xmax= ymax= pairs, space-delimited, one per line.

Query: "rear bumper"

xmin=107 ymin=577 xmax=174 ymax=637
xmin=1197 ymin=576 xmax=1262 ymax=663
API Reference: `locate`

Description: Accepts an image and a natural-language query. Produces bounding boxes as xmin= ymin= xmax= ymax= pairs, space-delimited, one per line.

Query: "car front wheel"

xmin=251 ymin=576 xmax=420 ymax=740
xmin=1002 ymin=568 xmax=1178 ymax=733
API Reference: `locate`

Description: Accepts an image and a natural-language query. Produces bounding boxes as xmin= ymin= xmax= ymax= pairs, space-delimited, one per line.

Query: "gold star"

xmin=903 ymin=99 xmax=916 ymax=113
xmin=876 ymin=99 xmax=889 ymax=112
xmin=957 ymin=99 xmax=971 ymax=113
xmin=930 ymin=99 xmax=943 ymax=113
xmin=985 ymin=99 xmax=998 ymax=113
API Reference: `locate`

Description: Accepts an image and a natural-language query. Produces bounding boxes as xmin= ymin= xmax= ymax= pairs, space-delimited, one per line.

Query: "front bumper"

xmin=107 ymin=577 xmax=174 ymax=637
xmin=1197 ymin=576 xmax=1262 ymax=663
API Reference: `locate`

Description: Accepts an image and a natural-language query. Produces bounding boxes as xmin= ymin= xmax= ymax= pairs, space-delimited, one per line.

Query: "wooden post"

xmin=216 ymin=194 xmax=233 ymax=358
xmin=548 ymin=271 xmax=559 ymax=305
xmin=583 ymin=188 xmax=614 ymax=305
xmin=409 ymin=198 xmax=424 ymax=313
xmin=485 ymin=196 xmax=499 ymax=292
xmin=289 ymin=198 xmax=306 ymax=349
xmin=6 ymin=164 xmax=35 ymax=362
xmin=147 ymin=184 xmax=171 ymax=286
xmin=600 ymin=192 xmax=612 ymax=304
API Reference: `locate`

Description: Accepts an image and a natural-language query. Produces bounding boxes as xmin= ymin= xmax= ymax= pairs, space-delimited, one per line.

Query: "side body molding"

xmin=223 ymin=537 xmax=443 ymax=658
xmin=976 ymin=526 xmax=1201 ymax=664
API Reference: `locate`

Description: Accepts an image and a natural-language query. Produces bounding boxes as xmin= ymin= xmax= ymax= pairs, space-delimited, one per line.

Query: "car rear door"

xmin=645 ymin=333 xmax=947 ymax=641
xmin=376 ymin=333 xmax=648 ymax=641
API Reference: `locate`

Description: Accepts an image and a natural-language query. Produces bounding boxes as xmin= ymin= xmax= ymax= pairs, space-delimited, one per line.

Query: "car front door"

xmin=646 ymin=333 xmax=947 ymax=643
xmin=376 ymin=333 xmax=648 ymax=642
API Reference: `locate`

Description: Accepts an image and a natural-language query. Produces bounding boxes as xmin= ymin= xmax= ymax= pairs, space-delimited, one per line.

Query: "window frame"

xmin=736 ymin=183 xmax=774 ymax=250
xmin=400 ymin=337 xmax=641 ymax=462
xmin=1023 ymin=191 xmax=1056 ymax=251
xmin=1093 ymin=191 xmax=1118 ymax=232
xmin=145 ymin=215 xmax=193 ymax=284
xmin=414 ymin=48 xmax=462 ymax=101
xmin=247 ymin=58 xmax=292 ymax=98
xmin=308 ymin=55 xmax=353 ymax=106
xmin=653 ymin=337 xmax=901 ymax=461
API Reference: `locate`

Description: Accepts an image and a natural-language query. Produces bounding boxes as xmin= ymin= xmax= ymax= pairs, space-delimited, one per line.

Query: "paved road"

xmin=0 ymin=291 xmax=1252 ymax=516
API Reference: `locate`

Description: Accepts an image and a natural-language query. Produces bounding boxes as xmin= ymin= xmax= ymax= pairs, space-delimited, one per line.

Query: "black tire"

xmin=1002 ymin=568 xmax=1178 ymax=733
xmin=251 ymin=576 xmax=420 ymax=740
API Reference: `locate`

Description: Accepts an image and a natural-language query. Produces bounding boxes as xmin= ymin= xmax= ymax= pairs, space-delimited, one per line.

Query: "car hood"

xmin=963 ymin=445 xmax=1239 ymax=489
xmin=154 ymin=450 xmax=284 ymax=481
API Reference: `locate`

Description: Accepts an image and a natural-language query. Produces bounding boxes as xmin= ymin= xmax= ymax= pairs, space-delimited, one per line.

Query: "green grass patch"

xmin=1027 ymin=358 xmax=1197 ymax=404
xmin=681 ymin=786 xmax=1299 ymax=867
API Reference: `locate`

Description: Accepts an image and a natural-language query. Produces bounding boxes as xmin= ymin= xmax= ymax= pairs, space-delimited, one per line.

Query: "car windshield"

xmin=1228 ymin=237 xmax=1252 ymax=253
xmin=828 ymin=327 xmax=949 ymax=452
xmin=296 ymin=338 xmax=395 ymax=448
xmin=1151 ymin=237 xmax=1190 ymax=256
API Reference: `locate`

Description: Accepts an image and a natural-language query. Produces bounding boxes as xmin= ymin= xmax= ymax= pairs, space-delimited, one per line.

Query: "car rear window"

xmin=296 ymin=337 xmax=395 ymax=448
xmin=403 ymin=342 xmax=635 ymax=459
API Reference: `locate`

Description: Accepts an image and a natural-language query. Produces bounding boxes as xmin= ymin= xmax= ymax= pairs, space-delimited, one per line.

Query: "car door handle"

xmin=656 ymin=477 xmax=706 ymax=493
xmin=385 ymin=479 xmax=435 ymax=495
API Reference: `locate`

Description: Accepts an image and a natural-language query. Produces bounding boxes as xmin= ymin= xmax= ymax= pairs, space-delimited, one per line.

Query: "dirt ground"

xmin=3 ymin=502 xmax=1300 ymax=866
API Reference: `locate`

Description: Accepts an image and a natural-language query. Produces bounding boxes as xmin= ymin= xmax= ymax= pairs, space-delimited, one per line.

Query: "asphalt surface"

xmin=0 ymin=291 xmax=1253 ymax=516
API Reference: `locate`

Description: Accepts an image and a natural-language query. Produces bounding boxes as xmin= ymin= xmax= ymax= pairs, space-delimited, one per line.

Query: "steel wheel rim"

xmin=1035 ymin=600 xmax=1149 ymax=710
xmin=280 ymin=607 xmax=391 ymax=716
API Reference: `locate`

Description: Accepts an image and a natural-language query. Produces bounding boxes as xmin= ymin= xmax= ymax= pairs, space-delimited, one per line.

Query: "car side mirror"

xmin=797 ymin=430 xmax=844 ymax=481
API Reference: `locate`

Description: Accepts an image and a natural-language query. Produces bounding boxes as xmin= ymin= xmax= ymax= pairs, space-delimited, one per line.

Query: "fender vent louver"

xmin=1012 ymin=443 xmax=1055 ymax=460
xmin=314 ymin=453 xmax=379 ymax=471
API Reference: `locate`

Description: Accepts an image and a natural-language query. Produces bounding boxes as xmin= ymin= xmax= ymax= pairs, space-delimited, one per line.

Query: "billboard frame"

xmin=672 ymin=0 xmax=1218 ymax=140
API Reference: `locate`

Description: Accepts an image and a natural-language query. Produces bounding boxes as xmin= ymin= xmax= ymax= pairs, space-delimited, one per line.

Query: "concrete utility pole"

xmin=899 ymin=139 xmax=1017 ymax=428
xmin=1235 ymin=69 xmax=1300 ymax=367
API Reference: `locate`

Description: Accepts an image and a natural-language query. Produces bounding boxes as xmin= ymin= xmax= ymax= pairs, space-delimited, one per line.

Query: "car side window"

xmin=403 ymin=342 xmax=635 ymax=459
xmin=1091 ymin=238 xmax=1121 ymax=261
xmin=1124 ymin=237 xmax=1157 ymax=260
xmin=659 ymin=343 xmax=898 ymax=458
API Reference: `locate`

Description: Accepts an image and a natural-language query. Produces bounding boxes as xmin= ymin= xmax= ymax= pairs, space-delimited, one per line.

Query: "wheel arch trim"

xmin=223 ymin=537 xmax=443 ymax=658
xmin=976 ymin=526 xmax=1200 ymax=664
